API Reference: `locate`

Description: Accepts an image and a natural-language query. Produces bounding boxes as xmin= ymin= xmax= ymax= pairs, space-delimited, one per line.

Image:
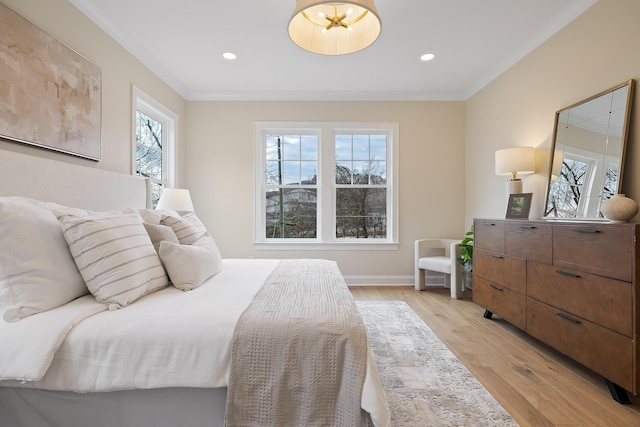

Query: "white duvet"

xmin=0 ymin=259 xmax=389 ymax=427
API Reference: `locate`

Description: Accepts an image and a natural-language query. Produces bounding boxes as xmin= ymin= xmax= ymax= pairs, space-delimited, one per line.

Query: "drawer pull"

xmin=556 ymin=312 xmax=581 ymax=324
xmin=556 ymin=270 xmax=581 ymax=278
xmin=489 ymin=254 xmax=504 ymax=259
xmin=483 ymin=222 xmax=496 ymax=226
xmin=572 ymin=228 xmax=601 ymax=234
xmin=489 ymin=284 xmax=503 ymax=291
xmin=519 ymin=226 xmax=536 ymax=229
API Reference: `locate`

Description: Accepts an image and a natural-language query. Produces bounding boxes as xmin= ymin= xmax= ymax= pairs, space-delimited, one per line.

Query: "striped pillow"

xmin=55 ymin=209 xmax=168 ymax=309
xmin=182 ymin=212 xmax=208 ymax=233
xmin=160 ymin=214 xmax=203 ymax=244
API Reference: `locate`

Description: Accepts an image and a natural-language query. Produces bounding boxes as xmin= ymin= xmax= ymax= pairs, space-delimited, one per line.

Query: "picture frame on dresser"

xmin=505 ymin=193 xmax=532 ymax=219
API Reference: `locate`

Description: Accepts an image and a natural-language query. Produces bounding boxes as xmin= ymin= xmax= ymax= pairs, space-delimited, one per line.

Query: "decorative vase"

xmin=600 ymin=194 xmax=639 ymax=223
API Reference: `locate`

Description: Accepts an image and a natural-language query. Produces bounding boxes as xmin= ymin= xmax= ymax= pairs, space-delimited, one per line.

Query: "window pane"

xmin=335 ymin=188 xmax=387 ymax=238
xmin=370 ymin=135 xmax=387 ymax=160
xmin=136 ymin=111 xmax=162 ymax=150
xmin=136 ymin=110 xmax=163 ymax=181
xmin=353 ymin=135 xmax=369 ymax=160
xmin=353 ymin=161 xmax=370 ymax=184
xmin=547 ymin=159 xmax=588 ymax=217
xmin=282 ymin=135 xmax=300 ymax=160
xmin=266 ymin=161 xmax=281 ymax=185
xmin=136 ymin=146 xmax=162 ymax=180
xmin=371 ymin=160 xmax=387 ymax=184
xmin=335 ymin=135 xmax=352 ymax=160
xmin=336 ymin=161 xmax=352 ymax=184
xmin=265 ymin=135 xmax=281 ymax=161
xmin=265 ymin=188 xmax=317 ymax=238
xmin=263 ymin=133 xmax=318 ymax=240
xmin=282 ymin=161 xmax=300 ymax=185
xmin=301 ymin=161 xmax=317 ymax=184
xmin=301 ymin=135 xmax=317 ymax=160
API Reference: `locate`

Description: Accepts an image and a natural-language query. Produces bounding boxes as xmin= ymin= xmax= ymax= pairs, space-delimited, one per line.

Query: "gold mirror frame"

xmin=544 ymin=80 xmax=635 ymax=220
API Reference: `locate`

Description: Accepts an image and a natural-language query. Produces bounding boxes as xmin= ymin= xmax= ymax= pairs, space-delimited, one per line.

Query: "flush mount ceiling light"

xmin=288 ymin=1 xmax=381 ymax=55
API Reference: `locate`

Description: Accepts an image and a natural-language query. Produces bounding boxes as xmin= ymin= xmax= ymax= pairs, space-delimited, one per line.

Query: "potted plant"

xmin=457 ymin=225 xmax=474 ymax=272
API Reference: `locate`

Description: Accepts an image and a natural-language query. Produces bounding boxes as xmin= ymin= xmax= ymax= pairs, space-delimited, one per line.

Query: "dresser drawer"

xmin=474 ymin=219 xmax=505 ymax=253
xmin=473 ymin=249 xmax=526 ymax=294
xmin=527 ymin=298 xmax=633 ymax=392
xmin=473 ymin=277 xmax=526 ymax=330
xmin=553 ymin=224 xmax=634 ymax=281
xmin=506 ymin=222 xmax=552 ymax=264
xmin=527 ymin=261 xmax=632 ymax=336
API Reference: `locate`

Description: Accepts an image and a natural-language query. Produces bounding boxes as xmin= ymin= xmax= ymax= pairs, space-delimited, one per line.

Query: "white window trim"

xmin=254 ymin=121 xmax=399 ymax=251
xmin=131 ymin=85 xmax=178 ymax=188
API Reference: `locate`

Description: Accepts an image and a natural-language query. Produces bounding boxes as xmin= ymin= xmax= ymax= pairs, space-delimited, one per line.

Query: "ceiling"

xmin=68 ymin=0 xmax=597 ymax=101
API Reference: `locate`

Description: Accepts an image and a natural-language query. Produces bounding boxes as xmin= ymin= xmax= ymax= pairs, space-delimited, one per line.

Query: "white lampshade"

xmin=495 ymin=147 xmax=535 ymax=195
xmin=288 ymin=0 xmax=381 ymax=55
xmin=156 ymin=188 xmax=194 ymax=212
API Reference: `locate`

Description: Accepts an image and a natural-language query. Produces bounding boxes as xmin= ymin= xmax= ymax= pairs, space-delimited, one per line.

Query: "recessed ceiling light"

xmin=420 ymin=53 xmax=435 ymax=61
xmin=222 ymin=52 xmax=237 ymax=60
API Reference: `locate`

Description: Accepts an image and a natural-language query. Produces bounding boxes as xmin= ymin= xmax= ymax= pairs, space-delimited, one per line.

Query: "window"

xmin=132 ymin=87 xmax=177 ymax=207
xmin=255 ymin=122 xmax=398 ymax=250
xmin=546 ymin=153 xmax=596 ymax=218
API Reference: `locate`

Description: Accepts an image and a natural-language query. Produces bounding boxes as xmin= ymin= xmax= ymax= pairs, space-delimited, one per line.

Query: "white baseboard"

xmin=344 ymin=275 xmax=413 ymax=286
xmin=344 ymin=274 xmax=451 ymax=287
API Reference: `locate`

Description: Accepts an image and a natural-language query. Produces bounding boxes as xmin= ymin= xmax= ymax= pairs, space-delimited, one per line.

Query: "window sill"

xmin=253 ymin=241 xmax=399 ymax=251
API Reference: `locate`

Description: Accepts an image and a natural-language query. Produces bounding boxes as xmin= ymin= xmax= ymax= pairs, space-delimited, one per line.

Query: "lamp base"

xmin=506 ymin=179 xmax=523 ymax=195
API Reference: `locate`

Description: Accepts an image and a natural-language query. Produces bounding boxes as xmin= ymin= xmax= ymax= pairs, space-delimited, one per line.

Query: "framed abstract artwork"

xmin=0 ymin=3 xmax=101 ymax=160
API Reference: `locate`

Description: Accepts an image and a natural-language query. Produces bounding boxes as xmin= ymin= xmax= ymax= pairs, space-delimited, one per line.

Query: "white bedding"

xmin=0 ymin=258 xmax=389 ymax=427
xmin=0 ymin=295 xmax=106 ymax=382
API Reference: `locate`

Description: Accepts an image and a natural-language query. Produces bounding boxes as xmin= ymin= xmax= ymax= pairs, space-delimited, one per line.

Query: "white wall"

xmin=465 ymin=0 xmax=640 ymax=224
xmin=186 ymin=101 xmax=466 ymax=281
xmin=0 ymin=0 xmax=187 ymax=182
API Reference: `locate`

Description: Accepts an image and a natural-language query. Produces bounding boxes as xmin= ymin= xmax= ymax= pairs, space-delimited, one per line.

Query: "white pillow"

xmin=134 ymin=208 xmax=179 ymax=225
xmin=160 ymin=214 xmax=203 ymax=245
xmin=158 ymin=234 xmax=223 ymax=291
xmin=55 ymin=209 xmax=168 ymax=310
xmin=182 ymin=212 xmax=208 ymax=233
xmin=143 ymin=222 xmax=180 ymax=253
xmin=0 ymin=197 xmax=87 ymax=322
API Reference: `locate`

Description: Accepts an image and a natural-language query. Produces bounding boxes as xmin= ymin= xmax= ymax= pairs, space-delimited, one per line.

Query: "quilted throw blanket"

xmin=225 ymin=259 xmax=367 ymax=427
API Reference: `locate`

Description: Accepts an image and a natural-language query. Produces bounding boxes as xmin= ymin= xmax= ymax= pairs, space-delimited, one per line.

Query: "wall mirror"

xmin=544 ymin=80 xmax=635 ymax=219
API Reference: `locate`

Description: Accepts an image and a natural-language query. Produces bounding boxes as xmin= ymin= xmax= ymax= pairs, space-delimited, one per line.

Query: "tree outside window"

xmin=133 ymin=87 xmax=177 ymax=207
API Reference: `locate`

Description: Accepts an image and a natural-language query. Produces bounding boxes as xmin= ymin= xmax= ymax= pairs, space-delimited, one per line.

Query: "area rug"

xmin=356 ymin=301 xmax=519 ymax=427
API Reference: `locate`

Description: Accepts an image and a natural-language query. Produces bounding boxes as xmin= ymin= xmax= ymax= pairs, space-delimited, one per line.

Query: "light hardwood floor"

xmin=349 ymin=285 xmax=640 ymax=426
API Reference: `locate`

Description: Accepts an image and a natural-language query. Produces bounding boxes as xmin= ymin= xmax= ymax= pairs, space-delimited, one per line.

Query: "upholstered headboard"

xmin=0 ymin=150 xmax=150 ymax=210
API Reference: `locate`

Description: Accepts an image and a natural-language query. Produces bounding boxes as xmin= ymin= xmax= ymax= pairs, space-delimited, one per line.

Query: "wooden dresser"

xmin=473 ymin=218 xmax=640 ymax=403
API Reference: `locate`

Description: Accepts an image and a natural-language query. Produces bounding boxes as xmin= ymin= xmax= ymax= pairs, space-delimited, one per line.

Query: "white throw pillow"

xmin=143 ymin=222 xmax=180 ymax=253
xmin=158 ymin=233 xmax=223 ymax=291
xmin=0 ymin=197 xmax=87 ymax=322
xmin=134 ymin=208 xmax=179 ymax=225
xmin=182 ymin=212 xmax=208 ymax=233
xmin=55 ymin=209 xmax=169 ymax=310
xmin=160 ymin=214 xmax=203 ymax=244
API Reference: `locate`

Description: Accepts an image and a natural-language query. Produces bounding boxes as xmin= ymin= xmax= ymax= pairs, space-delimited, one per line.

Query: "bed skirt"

xmin=0 ymin=387 xmax=372 ymax=427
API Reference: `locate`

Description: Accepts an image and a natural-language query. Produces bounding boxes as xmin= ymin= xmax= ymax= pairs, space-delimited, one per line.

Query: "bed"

xmin=0 ymin=149 xmax=390 ymax=427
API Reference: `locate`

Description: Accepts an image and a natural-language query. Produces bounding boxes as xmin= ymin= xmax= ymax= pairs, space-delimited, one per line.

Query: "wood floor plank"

xmin=350 ymin=285 xmax=640 ymax=426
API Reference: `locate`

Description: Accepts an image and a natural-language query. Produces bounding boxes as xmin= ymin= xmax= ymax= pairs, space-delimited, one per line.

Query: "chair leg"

xmin=415 ymin=269 xmax=426 ymax=291
xmin=450 ymin=280 xmax=458 ymax=299
xmin=444 ymin=273 xmax=451 ymax=289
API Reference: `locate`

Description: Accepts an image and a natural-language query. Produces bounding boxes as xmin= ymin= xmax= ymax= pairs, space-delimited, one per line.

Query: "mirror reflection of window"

xmin=544 ymin=80 xmax=635 ymax=220
xmin=547 ymin=158 xmax=585 ymax=218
